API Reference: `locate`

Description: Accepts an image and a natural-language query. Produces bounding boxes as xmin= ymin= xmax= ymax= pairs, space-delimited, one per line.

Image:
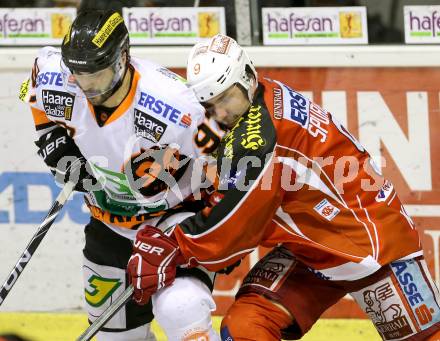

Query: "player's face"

xmin=203 ymin=84 xmax=250 ymax=128
xmin=73 ymin=66 xmax=116 ymax=106
xmin=69 ymin=52 xmax=127 ymax=106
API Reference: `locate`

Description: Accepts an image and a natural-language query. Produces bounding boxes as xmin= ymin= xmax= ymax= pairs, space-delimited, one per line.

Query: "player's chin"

xmin=88 ymin=95 xmax=105 ymax=106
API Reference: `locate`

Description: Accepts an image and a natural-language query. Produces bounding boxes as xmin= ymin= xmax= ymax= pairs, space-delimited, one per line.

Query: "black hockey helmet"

xmin=61 ymin=10 xmax=130 ymax=103
xmin=61 ymin=9 xmax=129 ymax=74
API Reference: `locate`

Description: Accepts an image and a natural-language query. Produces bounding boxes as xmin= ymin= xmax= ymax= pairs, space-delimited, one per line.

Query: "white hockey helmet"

xmin=187 ymin=34 xmax=257 ymax=103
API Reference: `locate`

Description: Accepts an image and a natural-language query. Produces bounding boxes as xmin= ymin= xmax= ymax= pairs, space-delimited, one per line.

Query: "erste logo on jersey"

xmin=42 ymin=89 xmax=74 ymax=120
xmin=134 ymin=109 xmax=167 ymax=143
xmin=391 ymin=259 xmax=440 ymax=331
xmin=273 ymin=80 xmax=331 ymax=143
xmin=35 ymin=71 xmax=63 ymax=88
xmin=179 ymin=113 xmax=192 ymax=128
xmin=138 ymin=91 xmax=187 ymax=127
xmin=276 ymin=81 xmax=309 ymax=127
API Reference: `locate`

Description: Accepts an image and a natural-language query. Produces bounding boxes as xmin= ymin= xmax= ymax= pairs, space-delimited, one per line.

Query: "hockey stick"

xmin=0 ymin=180 xmax=76 ymax=306
xmin=77 ymin=285 xmax=134 ymax=341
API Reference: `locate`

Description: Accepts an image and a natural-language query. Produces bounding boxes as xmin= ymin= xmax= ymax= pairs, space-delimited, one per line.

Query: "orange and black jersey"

xmin=174 ymin=78 xmax=421 ymax=281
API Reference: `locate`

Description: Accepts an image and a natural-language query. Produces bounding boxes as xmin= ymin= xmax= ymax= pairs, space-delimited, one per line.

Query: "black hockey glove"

xmin=35 ymin=127 xmax=95 ymax=192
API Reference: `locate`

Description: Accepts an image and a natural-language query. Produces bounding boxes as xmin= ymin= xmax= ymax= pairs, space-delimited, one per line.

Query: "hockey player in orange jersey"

xmin=126 ymin=34 xmax=440 ymax=340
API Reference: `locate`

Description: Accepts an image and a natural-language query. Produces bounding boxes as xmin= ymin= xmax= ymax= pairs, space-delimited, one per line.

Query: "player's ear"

xmin=121 ymin=51 xmax=127 ymax=66
xmin=247 ymin=72 xmax=257 ymax=97
xmin=250 ymin=75 xmax=256 ymax=88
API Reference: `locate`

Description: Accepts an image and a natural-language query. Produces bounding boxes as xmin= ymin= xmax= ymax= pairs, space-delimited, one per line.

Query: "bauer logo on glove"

xmin=133 ymin=239 xmax=165 ymax=255
xmin=127 ymin=226 xmax=185 ymax=305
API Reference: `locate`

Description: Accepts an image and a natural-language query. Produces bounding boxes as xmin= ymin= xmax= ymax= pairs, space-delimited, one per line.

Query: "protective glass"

xmin=61 ymin=56 xmax=124 ymax=99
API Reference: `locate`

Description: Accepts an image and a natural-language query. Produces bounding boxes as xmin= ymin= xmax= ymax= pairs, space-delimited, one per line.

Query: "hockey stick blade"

xmin=77 ymin=285 xmax=134 ymax=341
xmin=0 ymin=180 xmax=76 ymax=306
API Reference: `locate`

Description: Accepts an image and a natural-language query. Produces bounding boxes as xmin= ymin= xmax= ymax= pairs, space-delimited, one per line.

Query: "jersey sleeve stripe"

xmin=31 ymin=107 xmax=50 ymax=126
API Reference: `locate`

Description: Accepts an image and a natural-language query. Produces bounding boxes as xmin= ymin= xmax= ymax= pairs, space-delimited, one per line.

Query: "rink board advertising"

xmin=404 ymin=5 xmax=440 ymax=44
xmin=0 ymin=8 xmax=76 ymax=45
xmin=122 ymin=7 xmax=226 ymax=45
xmin=262 ymin=6 xmax=368 ymax=45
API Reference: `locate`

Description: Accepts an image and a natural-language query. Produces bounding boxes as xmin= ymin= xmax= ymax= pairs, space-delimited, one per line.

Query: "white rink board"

xmin=0 ymin=71 xmax=87 ymax=311
xmin=0 ymin=46 xmax=439 ymax=312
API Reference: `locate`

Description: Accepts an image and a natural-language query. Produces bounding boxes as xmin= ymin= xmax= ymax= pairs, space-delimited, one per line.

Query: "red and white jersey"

xmin=22 ymin=47 xmax=223 ymax=237
xmin=174 ymin=78 xmax=422 ymax=281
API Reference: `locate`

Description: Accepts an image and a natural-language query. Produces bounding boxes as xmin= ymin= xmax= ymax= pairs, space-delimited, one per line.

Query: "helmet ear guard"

xmin=186 ymin=34 xmax=257 ymax=103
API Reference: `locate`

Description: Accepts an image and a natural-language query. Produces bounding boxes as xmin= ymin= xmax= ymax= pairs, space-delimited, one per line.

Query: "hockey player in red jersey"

xmin=22 ymin=10 xmax=226 ymax=341
xmin=126 ymin=34 xmax=440 ymax=340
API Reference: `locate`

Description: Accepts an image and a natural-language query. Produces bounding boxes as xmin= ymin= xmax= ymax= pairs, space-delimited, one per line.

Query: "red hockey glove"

xmin=127 ymin=226 xmax=184 ymax=305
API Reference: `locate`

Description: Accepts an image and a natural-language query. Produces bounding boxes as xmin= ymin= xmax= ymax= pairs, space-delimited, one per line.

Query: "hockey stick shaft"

xmin=77 ymin=285 xmax=134 ymax=341
xmin=0 ymin=180 xmax=76 ymax=306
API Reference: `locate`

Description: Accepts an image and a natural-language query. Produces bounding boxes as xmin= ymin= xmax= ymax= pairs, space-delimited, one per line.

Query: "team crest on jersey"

xmin=376 ymin=180 xmax=394 ymax=202
xmin=314 ymin=198 xmax=340 ymax=221
xmin=42 ymin=89 xmax=74 ymax=120
xmin=134 ymin=109 xmax=167 ymax=143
